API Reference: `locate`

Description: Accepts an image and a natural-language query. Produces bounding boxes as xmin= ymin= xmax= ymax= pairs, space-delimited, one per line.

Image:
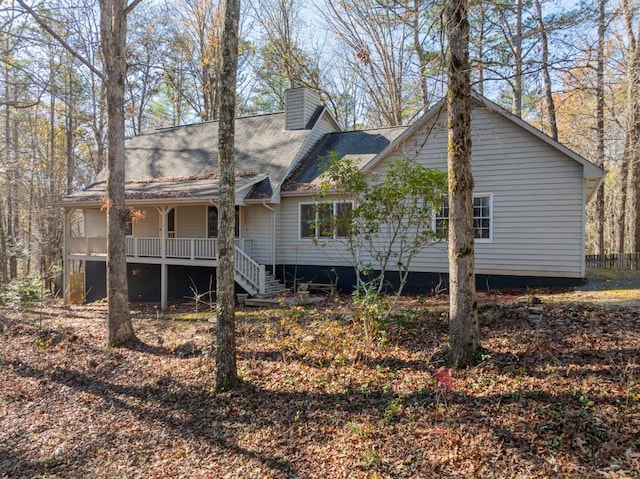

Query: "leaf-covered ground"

xmin=1 ymin=276 xmax=639 ymax=478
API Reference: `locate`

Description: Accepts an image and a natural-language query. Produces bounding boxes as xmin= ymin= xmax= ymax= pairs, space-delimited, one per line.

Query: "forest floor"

xmin=1 ymin=269 xmax=639 ymax=478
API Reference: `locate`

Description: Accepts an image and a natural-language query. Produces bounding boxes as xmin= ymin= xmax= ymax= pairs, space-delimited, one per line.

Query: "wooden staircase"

xmin=233 ymin=245 xmax=285 ymax=297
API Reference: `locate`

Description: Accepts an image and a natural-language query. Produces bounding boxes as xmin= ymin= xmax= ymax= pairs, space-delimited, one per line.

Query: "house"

xmin=60 ymin=87 xmax=604 ymax=307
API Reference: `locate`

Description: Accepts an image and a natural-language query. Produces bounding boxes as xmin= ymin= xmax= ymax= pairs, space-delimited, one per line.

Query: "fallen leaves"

xmin=0 ymin=291 xmax=639 ymax=478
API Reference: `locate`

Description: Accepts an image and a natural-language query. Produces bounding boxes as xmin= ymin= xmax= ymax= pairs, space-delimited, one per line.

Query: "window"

xmin=473 ymin=195 xmax=491 ymax=240
xmin=167 ymin=208 xmax=175 ymax=238
xmin=435 ymin=194 xmax=492 ymax=241
xmin=125 ymin=219 xmax=133 ymax=236
xmin=299 ymin=202 xmax=353 ymax=239
xmin=208 ymin=205 xmax=240 ymax=238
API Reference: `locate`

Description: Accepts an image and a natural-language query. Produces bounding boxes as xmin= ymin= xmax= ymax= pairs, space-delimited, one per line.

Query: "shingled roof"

xmin=282 ymin=126 xmax=406 ymax=192
xmin=63 ymin=112 xmax=312 ymax=204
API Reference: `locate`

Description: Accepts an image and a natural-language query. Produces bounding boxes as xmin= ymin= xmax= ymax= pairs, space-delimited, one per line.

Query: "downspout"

xmin=262 ymin=200 xmax=276 ymax=273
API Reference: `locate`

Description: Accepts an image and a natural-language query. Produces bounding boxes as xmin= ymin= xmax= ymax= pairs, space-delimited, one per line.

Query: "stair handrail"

xmin=233 ymin=245 xmax=265 ymax=295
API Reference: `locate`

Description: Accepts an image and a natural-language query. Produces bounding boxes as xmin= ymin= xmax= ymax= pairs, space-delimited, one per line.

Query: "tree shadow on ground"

xmin=2 ymin=349 xmax=636 ymax=478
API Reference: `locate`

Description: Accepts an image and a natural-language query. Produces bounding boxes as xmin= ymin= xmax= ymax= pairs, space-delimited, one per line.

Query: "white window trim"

xmin=473 ymin=193 xmax=493 ymax=243
xmin=432 ymin=193 xmax=493 ymax=243
xmin=298 ymin=201 xmax=354 ymax=241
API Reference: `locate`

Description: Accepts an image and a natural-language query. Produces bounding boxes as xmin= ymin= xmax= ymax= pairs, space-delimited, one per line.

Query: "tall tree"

xmin=164 ymin=0 xmax=224 ymax=122
xmin=622 ymin=0 xmax=640 ymax=253
xmin=249 ymin=0 xmax=321 ymax=111
xmin=216 ymin=0 xmax=240 ymax=391
xmin=125 ymin=3 xmax=170 ymax=134
xmin=321 ymin=0 xmax=416 ymax=126
xmin=446 ymin=0 xmax=480 ymax=367
xmin=514 ymin=0 xmax=524 ymax=117
xmin=595 ymin=0 xmax=607 ymax=255
xmin=533 ymin=0 xmax=558 ymax=140
xmin=100 ymin=0 xmax=140 ymax=346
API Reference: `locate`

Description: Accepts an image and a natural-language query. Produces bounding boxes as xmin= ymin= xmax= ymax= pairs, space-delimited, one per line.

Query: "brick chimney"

xmin=284 ymin=87 xmax=322 ymax=130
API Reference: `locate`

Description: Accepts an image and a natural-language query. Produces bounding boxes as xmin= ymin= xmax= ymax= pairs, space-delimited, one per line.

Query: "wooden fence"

xmin=586 ymin=253 xmax=640 ymax=270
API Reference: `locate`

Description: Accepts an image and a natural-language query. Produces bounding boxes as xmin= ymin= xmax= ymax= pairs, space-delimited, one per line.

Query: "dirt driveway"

xmin=555 ymin=268 xmax=640 ymax=310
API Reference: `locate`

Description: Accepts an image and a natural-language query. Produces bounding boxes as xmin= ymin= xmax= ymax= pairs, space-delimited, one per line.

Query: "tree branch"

xmin=14 ymin=0 xmax=103 ymax=80
xmin=124 ymin=0 xmax=145 ymax=18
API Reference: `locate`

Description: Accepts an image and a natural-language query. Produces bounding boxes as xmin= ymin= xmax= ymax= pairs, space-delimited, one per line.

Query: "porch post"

xmin=157 ymin=206 xmax=170 ymax=258
xmin=62 ymin=208 xmax=70 ymax=304
xmin=161 ymin=262 xmax=168 ymax=310
xmin=156 ymin=206 xmax=171 ymax=310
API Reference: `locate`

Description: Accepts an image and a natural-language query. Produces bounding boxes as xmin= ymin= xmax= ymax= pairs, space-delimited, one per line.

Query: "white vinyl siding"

xmin=84 ymin=209 xmax=107 ymax=237
xmin=284 ymin=87 xmax=321 ymax=130
xmin=384 ymin=106 xmax=585 ymax=277
xmin=242 ymin=205 xmax=273 ymax=265
xmin=177 ymin=205 xmax=206 ymax=238
xmin=279 ymin=102 xmax=587 ymax=278
xmin=133 ymin=208 xmax=160 ymax=237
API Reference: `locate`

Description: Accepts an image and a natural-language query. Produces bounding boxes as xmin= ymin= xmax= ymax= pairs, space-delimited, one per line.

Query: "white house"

xmin=59 ymin=87 xmax=604 ymax=307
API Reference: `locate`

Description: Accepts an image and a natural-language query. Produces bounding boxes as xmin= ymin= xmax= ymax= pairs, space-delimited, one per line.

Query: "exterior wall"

xmin=177 ymin=205 xmax=206 ymax=238
xmin=276 ymin=195 xmax=356 ymax=267
xmin=277 ymin=103 xmax=587 ymax=279
xmin=134 ymin=207 xmax=160 ymax=237
xmin=397 ymin=106 xmax=585 ymax=278
xmin=242 ymin=204 xmax=273 ymax=265
xmin=84 ymin=209 xmax=107 ymax=237
xmin=285 ymin=87 xmax=321 ymax=130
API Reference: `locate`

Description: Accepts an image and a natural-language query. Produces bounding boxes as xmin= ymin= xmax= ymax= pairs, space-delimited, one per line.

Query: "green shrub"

xmin=0 ymin=276 xmax=48 ymax=307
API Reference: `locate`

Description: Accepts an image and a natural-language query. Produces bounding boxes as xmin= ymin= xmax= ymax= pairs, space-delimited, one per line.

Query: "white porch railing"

xmin=234 ymin=245 xmax=265 ymax=295
xmin=68 ymin=236 xmax=253 ymax=260
xmin=68 ymin=237 xmax=108 ymax=255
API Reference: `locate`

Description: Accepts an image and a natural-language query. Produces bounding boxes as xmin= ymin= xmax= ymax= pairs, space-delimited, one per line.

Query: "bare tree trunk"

xmin=622 ymin=0 xmax=640 ymax=253
xmin=8 ymin=100 xmax=19 ymax=281
xmin=215 ymin=0 xmax=240 ymax=391
xmin=473 ymin=2 xmax=487 ymax=96
xmin=619 ymin=147 xmax=628 ymax=255
xmin=446 ymin=0 xmax=480 ymax=368
xmin=513 ymin=0 xmax=523 ymax=118
xmin=66 ymin=68 xmax=75 ymax=196
xmin=412 ymin=0 xmax=429 ymax=113
xmin=595 ymin=0 xmax=606 ymax=255
xmin=101 ymin=0 xmax=136 ymax=346
xmin=0 ymin=198 xmax=7 ymax=285
xmin=534 ymin=0 xmax=557 ymax=140
xmin=628 ymin=55 xmax=640 ymax=253
xmin=4 ymin=68 xmax=17 ymax=281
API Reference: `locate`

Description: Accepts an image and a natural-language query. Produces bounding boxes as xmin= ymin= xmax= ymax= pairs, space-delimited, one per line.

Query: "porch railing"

xmin=68 ymin=236 xmax=253 ymax=260
xmin=234 ymin=245 xmax=265 ymax=295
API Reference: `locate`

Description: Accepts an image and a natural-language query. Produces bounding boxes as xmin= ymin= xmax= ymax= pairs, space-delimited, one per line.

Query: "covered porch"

xmin=62 ymin=200 xmax=280 ymax=308
xmin=66 ymin=236 xmax=254 ymax=261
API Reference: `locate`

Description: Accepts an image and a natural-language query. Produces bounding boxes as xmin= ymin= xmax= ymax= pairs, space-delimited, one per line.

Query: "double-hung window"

xmin=300 ymin=201 xmax=353 ymax=240
xmin=434 ymin=193 xmax=493 ymax=241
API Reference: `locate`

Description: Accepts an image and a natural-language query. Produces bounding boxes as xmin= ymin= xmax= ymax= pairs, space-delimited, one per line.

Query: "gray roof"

xmin=64 ymin=112 xmax=310 ymax=204
xmin=283 ymin=127 xmax=406 ymax=191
